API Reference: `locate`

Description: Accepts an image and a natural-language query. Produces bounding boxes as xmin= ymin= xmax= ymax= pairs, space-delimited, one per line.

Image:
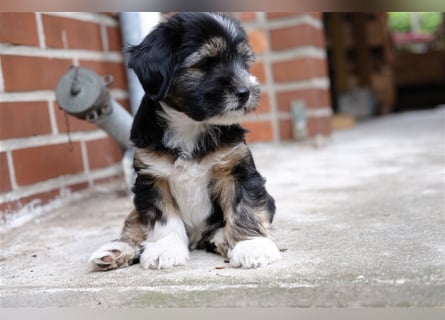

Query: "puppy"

xmin=89 ymin=12 xmax=281 ymax=270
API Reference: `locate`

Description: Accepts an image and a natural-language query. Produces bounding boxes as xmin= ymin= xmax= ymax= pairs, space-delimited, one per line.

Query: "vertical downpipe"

xmin=119 ymin=12 xmax=161 ymax=191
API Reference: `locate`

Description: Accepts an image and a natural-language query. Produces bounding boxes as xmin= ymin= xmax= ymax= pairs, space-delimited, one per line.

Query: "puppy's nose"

xmin=235 ymin=87 xmax=250 ymax=105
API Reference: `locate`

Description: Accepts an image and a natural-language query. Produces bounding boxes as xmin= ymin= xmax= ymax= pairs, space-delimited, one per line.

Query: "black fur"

xmin=196 ymin=200 xmax=225 ymax=253
xmin=128 ymin=13 xmax=257 ymax=123
xmin=130 ymin=95 xmax=247 ymax=159
xmin=128 ymin=12 xmax=274 ymax=248
xmin=132 ymin=174 xmax=166 ymax=228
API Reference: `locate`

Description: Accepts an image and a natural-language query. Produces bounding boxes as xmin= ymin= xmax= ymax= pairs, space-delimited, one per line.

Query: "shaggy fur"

xmin=90 ymin=12 xmax=281 ymax=270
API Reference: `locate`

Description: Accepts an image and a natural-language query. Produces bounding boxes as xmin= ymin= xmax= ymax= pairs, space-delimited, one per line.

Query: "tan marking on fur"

xmin=120 ymin=209 xmax=146 ymax=246
xmin=205 ymin=37 xmax=226 ymax=57
xmin=211 ymin=144 xmax=271 ymax=248
xmin=122 ymin=149 xmax=180 ymax=242
xmin=134 ymin=148 xmax=174 ymax=177
xmin=211 ymin=144 xmax=250 ymax=176
xmin=155 ymin=177 xmax=180 ymax=218
xmin=119 ymin=179 xmax=181 ymax=253
xmin=134 ymin=148 xmax=175 ymax=178
xmin=183 ymin=37 xmax=227 ymax=68
xmin=215 ymin=241 xmax=229 ymax=257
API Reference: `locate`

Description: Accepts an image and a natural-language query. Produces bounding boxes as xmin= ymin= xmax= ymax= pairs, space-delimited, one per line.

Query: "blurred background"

xmin=1 ymin=12 xmax=444 ymax=221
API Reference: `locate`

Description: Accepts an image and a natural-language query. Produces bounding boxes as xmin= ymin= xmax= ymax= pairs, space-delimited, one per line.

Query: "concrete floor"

xmin=1 ymin=107 xmax=444 ymax=307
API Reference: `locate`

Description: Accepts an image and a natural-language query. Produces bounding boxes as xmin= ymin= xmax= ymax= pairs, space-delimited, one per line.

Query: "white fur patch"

xmin=205 ymin=109 xmax=247 ymax=126
xmin=159 ymin=102 xmax=208 ymax=157
xmin=169 ymin=157 xmax=212 ymax=244
xmin=140 ymin=233 xmax=189 ymax=269
xmin=249 ymin=75 xmax=259 ymax=86
xmin=89 ymin=241 xmax=136 ymax=270
xmin=136 ymin=147 xmax=214 ymax=244
xmin=140 ymin=216 xmax=190 ymax=269
xmin=228 ymin=237 xmax=281 ymax=269
xmin=210 ymin=228 xmax=225 ymax=246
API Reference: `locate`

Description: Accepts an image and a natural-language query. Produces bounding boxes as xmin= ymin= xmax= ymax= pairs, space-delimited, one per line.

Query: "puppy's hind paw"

xmin=89 ymin=241 xmax=136 ymax=271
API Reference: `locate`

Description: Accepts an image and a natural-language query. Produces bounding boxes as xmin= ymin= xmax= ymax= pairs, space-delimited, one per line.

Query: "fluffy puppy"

xmin=89 ymin=12 xmax=281 ymax=270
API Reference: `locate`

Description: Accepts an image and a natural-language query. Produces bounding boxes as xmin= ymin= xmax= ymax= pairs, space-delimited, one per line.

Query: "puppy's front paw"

xmin=228 ymin=237 xmax=281 ymax=269
xmin=89 ymin=241 xmax=136 ymax=271
xmin=140 ymin=234 xmax=189 ymax=270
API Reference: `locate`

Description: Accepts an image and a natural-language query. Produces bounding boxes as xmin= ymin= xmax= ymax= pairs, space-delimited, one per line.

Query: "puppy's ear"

xmin=127 ymin=23 xmax=179 ymax=101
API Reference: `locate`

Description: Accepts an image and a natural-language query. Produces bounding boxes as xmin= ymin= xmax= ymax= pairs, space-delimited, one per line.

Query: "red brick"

xmin=241 ymin=121 xmax=273 ymax=143
xmin=272 ymin=58 xmax=328 ymax=83
xmin=307 ymin=116 xmax=332 ymax=137
xmin=0 ymin=190 xmax=58 ymax=217
xmin=270 ymin=24 xmax=325 ymax=51
xmin=42 ymin=14 xmax=102 ymax=50
xmin=79 ymin=60 xmax=128 ymax=90
xmin=54 ymin=104 xmax=97 ymax=133
xmin=276 ymin=89 xmax=331 ymax=112
xmin=117 ymin=99 xmax=131 ymax=113
xmin=1 ymin=56 xmax=73 ymax=92
xmin=248 ymin=30 xmax=267 ymax=54
xmin=237 ymin=12 xmax=256 ymax=22
xmin=86 ymin=137 xmax=122 ymax=170
xmin=0 ymin=152 xmax=12 ymax=193
xmin=279 ymin=119 xmax=293 ymax=141
xmin=0 ymin=101 xmax=52 ymax=139
xmin=13 ymin=142 xmax=84 ymax=186
xmin=254 ymin=93 xmax=270 ymax=114
xmin=250 ymin=61 xmax=266 ymax=84
xmin=309 ymin=12 xmax=322 ymax=20
xmin=267 ymin=12 xmax=322 ymax=20
xmin=0 ymin=13 xmax=39 ymax=46
xmin=0 ymin=182 xmax=89 ymax=217
xmin=107 ymin=26 xmax=123 ymax=52
xmin=267 ymin=12 xmax=303 ymax=20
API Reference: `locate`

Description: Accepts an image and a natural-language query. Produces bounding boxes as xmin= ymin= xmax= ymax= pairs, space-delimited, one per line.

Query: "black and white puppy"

xmin=89 ymin=12 xmax=281 ymax=270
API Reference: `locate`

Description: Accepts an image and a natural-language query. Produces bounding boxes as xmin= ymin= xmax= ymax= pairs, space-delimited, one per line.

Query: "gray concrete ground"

xmin=1 ymin=107 xmax=444 ymax=307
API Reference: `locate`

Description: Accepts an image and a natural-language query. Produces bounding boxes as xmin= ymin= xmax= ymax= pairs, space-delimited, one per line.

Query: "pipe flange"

xmin=55 ymin=66 xmax=113 ymax=119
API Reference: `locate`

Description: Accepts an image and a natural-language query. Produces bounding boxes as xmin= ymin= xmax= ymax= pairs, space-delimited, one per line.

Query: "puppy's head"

xmin=128 ymin=12 xmax=260 ymax=124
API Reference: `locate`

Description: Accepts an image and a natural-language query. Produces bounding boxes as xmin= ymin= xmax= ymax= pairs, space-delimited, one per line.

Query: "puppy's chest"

xmin=169 ymin=158 xmax=213 ymax=224
xmin=145 ymin=155 xmax=215 ymax=228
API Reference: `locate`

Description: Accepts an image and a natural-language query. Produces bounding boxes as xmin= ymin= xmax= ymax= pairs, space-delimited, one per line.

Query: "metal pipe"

xmin=118 ymin=13 xmax=161 ymax=191
xmin=55 ymin=66 xmax=133 ymax=149
xmin=119 ymin=12 xmax=145 ymax=115
xmin=96 ymin=98 xmax=133 ymax=149
xmin=119 ymin=12 xmax=161 ymax=115
xmin=55 ymin=12 xmax=161 ymax=191
xmin=56 ymin=66 xmax=135 ymax=192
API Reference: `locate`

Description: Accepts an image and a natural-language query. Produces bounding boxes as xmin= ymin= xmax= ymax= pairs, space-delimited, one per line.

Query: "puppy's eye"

xmin=240 ymin=53 xmax=255 ymax=70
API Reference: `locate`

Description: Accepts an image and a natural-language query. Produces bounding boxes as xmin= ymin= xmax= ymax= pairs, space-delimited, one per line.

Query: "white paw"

xmin=89 ymin=241 xmax=136 ymax=271
xmin=140 ymin=233 xmax=189 ymax=270
xmin=228 ymin=237 xmax=281 ymax=269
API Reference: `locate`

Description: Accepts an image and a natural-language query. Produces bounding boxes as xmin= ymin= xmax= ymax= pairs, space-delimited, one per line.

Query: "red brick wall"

xmin=0 ymin=13 xmax=129 ymax=219
xmin=0 ymin=12 xmax=333 ymax=219
xmin=234 ymin=12 xmax=332 ymax=142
